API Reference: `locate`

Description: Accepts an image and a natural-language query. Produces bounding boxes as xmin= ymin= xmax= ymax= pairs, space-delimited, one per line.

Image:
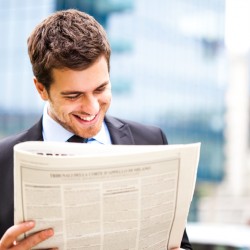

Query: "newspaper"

xmin=14 ymin=141 xmax=200 ymax=250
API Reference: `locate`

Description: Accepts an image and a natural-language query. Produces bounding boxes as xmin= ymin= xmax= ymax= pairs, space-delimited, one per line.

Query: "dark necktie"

xmin=67 ymin=135 xmax=88 ymax=143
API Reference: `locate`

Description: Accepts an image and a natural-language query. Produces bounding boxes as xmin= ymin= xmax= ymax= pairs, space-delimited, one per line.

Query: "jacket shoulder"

xmin=0 ymin=118 xmax=43 ymax=159
xmin=105 ymin=115 xmax=168 ymax=145
xmin=0 ymin=130 xmax=33 ymax=165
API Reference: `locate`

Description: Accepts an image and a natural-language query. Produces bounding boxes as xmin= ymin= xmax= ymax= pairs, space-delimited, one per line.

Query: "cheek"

xmin=68 ymin=101 xmax=91 ymax=114
xmin=53 ymin=101 xmax=77 ymax=115
xmin=102 ymin=92 xmax=112 ymax=103
xmin=63 ymin=103 xmax=80 ymax=113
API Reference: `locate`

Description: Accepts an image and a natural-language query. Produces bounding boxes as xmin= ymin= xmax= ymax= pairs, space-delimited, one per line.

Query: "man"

xmin=0 ymin=9 xmax=192 ymax=249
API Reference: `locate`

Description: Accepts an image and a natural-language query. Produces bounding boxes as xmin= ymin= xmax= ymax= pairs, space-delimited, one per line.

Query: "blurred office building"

xmin=1 ymin=0 xmax=250 ymax=225
xmin=199 ymin=0 xmax=250 ymax=225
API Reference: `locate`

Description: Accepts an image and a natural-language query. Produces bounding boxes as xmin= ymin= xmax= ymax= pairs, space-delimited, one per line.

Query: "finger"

xmin=0 ymin=221 xmax=35 ymax=248
xmin=14 ymin=228 xmax=54 ymax=250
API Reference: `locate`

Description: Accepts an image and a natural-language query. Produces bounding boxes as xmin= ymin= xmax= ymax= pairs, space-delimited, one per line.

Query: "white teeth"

xmin=79 ymin=115 xmax=95 ymax=121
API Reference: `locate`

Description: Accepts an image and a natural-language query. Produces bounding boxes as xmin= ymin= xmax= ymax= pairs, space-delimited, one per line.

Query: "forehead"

xmin=51 ymin=56 xmax=110 ymax=91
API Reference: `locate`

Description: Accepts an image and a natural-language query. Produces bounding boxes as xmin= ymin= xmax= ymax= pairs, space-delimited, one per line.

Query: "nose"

xmin=81 ymin=94 xmax=99 ymax=114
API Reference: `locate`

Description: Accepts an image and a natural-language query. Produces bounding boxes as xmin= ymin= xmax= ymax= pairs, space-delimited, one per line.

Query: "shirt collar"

xmin=42 ymin=103 xmax=111 ymax=144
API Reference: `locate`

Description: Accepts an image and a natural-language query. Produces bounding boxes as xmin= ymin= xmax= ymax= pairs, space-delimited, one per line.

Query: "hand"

xmin=171 ymin=248 xmax=185 ymax=250
xmin=0 ymin=221 xmax=55 ymax=250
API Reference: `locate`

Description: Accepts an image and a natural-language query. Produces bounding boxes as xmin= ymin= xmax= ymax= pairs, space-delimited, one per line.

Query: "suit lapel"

xmin=105 ymin=115 xmax=135 ymax=145
xmin=24 ymin=117 xmax=43 ymax=142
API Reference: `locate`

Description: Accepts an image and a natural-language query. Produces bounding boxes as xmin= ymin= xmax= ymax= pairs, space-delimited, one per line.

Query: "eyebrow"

xmin=61 ymin=81 xmax=110 ymax=96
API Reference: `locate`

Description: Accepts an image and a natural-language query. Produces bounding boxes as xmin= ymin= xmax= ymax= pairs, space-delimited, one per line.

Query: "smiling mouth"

xmin=74 ymin=114 xmax=96 ymax=122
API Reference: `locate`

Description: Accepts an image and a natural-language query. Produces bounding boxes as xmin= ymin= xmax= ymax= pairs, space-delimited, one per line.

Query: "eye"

xmin=95 ymin=85 xmax=107 ymax=94
xmin=65 ymin=94 xmax=81 ymax=100
xmin=95 ymin=88 xmax=104 ymax=94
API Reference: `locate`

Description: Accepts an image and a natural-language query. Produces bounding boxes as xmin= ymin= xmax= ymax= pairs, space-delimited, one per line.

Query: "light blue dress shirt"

xmin=42 ymin=103 xmax=112 ymax=145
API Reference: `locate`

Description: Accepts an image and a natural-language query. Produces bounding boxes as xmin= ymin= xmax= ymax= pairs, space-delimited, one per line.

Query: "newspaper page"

xmin=14 ymin=142 xmax=200 ymax=250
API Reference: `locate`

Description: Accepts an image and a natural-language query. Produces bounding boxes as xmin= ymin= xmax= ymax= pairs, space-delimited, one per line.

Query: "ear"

xmin=33 ymin=77 xmax=49 ymax=101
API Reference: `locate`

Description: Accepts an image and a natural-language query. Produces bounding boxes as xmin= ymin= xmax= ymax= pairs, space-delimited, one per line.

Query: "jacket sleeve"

xmin=180 ymin=228 xmax=193 ymax=249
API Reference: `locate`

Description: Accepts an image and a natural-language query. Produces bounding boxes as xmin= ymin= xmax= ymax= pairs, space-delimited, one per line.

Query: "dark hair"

xmin=27 ymin=9 xmax=111 ymax=90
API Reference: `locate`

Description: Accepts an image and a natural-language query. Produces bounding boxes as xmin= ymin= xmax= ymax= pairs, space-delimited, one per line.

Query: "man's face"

xmin=35 ymin=56 xmax=111 ymax=138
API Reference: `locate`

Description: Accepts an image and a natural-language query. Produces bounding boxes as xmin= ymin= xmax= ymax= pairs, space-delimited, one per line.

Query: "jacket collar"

xmin=105 ymin=115 xmax=135 ymax=145
xmin=25 ymin=117 xmax=43 ymax=142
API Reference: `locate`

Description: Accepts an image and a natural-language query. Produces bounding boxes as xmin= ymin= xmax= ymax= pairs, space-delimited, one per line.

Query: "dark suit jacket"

xmin=0 ymin=115 xmax=192 ymax=249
